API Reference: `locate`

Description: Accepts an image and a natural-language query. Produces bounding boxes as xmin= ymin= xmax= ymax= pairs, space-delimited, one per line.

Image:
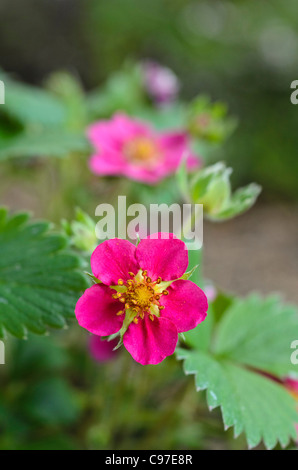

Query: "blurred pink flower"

xmin=75 ymin=233 xmax=208 ymax=365
xmin=204 ymin=284 xmax=217 ymax=303
xmin=284 ymin=378 xmax=298 ymax=442
xmin=89 ymin=335 xmax=119 ymax=363
xmin=141 ymin=60 xmax=180 ymax=105
xmin=285 ymin=378 xmax=298 ymax=399
xmin=88 ymin=113 xmax=200 ymax=184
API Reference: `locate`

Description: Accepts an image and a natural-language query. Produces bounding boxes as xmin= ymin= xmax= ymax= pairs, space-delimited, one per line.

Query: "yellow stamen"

xmin=111 ymin=269 xmax=169 ymax=324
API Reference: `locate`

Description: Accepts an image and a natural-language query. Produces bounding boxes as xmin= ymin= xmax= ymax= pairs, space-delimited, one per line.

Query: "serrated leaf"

xmin=177 ymin=348 xmax=298 ymax=449
xmin=177 ymin=293 xmax=298 ymax=448
xmin=0 ymin=208 xmax=88 ymax=338
xmin=214 ymin=294 xmax=298 ymax=378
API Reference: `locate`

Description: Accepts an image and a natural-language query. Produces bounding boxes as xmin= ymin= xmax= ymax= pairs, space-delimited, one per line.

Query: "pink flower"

xmin=88 ymin=113 xmax=200 ymax=184
xmin=141 ymin=60 xmax=180 ymax=105
xmin=285 ymin=378 xmax=298 ymax=399
xmin=89 ymin=335 xmax=119 ymax=363
xmin=284 ymin=378 xmax=298 ymax=442
xmin=204 ymin=283 xmax=217 ymax=303
xmin=75 ymin=234 xmax=208 ymax=365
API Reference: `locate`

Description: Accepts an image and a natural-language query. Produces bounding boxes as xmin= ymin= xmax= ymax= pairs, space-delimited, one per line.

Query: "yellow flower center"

xmin=124 ymin=137 xmax=159 ymax=165
xmin=128 ymin=284 xmax=153 ymax=309
xmin=111 ymin=270 xmax=171 ymax=323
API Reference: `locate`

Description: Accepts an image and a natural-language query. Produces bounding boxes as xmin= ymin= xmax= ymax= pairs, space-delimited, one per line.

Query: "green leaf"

xmin=62 ymin=208 xmax=98 ymax=253
xmin=177 ymin=294 xmax=298 ymax=448
xmin=177 ymin=348 xmax=298 ymax=449
xmin=187 ymin=94 xmax=237 ymax=143
xmin=87 ymin=62 xmax=144 ymax=118
xmin=190 ymin=163 xmax=261 ymax=221
xmin=183 ymin=306 xmax=214 ymax=352
xmin=211 ymin=183 xmax=262 ymax=221
xmin=191 ymin=162 xmax=231 ymax=205
xmin=214 ymin=294 xmax=298 ymax=377
xmin=0 ymin=208 xmax=88 ymax=338
xmin=0 ymin=73 xmax=66 ymax=127
xmin=176 ymin=157 xmax=189 ymax=201
xmin=46 ymin=71 xmax=88 ymax=130
xmin=185 ymin=247 xmax=203 ymax=287
xmin=135 ymin=103 xmax=187 ymax=131
xmin=22 ymin=377 xmax=80 ymax=426
xmin=0 ymin=129 xmax=89 ymax=160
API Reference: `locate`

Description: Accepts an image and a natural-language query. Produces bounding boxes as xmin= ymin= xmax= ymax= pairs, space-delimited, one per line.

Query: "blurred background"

xmin=0 ymin=0 xmax=297 ymax=450
xmin=0 ymin=0 xmax=297 ymax=301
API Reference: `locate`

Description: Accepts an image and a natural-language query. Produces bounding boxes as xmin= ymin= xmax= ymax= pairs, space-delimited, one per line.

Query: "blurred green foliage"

xmin=1 ymin=0 xmax=297 ymax=198
xmin=0 ymin=331 xmax=240 ymax=450
xmin=0 ymin=0 xmax=297 ymax=452
xmin=83 ymin=0 xmax=298 ymax=200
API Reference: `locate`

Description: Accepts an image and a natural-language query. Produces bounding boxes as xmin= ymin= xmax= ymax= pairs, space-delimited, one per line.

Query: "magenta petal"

xmin=91 ymin=239 xmax=138 ymax=285
xmin=112 ymin=113 xmax=152 ymax=139
xmin=159 ymin=132 xmax=201 ymax=171
xmin=89 ymin=150 xmax=127 ymax=176
xmin=159 ymin=132 xmax=189 ymax=153
xmin=285 ymin=378 xmax=298 ymax=394
xmin=136 ymin=233 xmax=188 ymax=281
xmin=75 ymin=284 xmax=123 ymax=336
xmin=89 ymin=335 xmax=119 ymax=363
xmin=160 ymin=279 xmax=208 ymax=333
xmin=123 ymin=315 xmax=178 ymax=365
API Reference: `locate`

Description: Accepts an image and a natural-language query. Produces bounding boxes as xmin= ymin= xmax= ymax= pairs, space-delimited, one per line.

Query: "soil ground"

xmin=204 ymin=204 xmax=298 ymax=304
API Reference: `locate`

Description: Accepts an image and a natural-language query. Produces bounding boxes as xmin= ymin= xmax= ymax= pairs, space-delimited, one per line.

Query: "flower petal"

xmin=75 ymin=284 xmax=123 ymax=336
xmin=91 ymin=238 xmax=138 ymax=285
xmin=136 ymin=233 xmax=188 ymax=281
xmin=160 ymin=279 xmax=208 ymax=333
xmin=158 ymin=132 xmax=201 ymax=171
xmin=112 ymin=113 xmax=152 ymax=140
xmin=89 ymin=151 xmax=127 ymax=176
xmin=123 ymin=315 xmax=178 ymax=365
xmin=89 ymin=335 xmax=119 ymax=362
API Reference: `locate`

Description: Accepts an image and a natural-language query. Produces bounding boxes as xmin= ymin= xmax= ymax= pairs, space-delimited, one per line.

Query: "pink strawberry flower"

xmin=75 ymin=234 xmax=208 ymax=365
xmin=141 ymin=60 xmax=180 ymax=105
xmin=88 ymin=335 xmax=119 ymax=363
xmin=285 ymin=378 xmax=298 ymax=397
xmin=284 ymin=378 xmax=298 ymax=442
xmin=87 ymin=113 xmax=200 ymax=184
